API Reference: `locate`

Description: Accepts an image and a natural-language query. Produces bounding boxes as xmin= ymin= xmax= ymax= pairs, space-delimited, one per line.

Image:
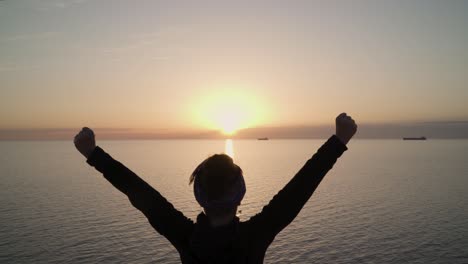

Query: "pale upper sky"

xmin=1 ymin=0 xmax=467 ymax=135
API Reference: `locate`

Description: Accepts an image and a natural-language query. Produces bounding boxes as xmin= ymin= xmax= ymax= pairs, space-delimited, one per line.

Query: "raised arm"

xmin=74 ymin=128 xmax=193 ymax=246
xmin=248 ymin=113 xmax=357 ymax=240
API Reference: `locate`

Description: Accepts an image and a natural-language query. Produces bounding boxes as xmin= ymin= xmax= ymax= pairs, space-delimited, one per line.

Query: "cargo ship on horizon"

xmin=403 ymin=137 xmax=427 ymax=140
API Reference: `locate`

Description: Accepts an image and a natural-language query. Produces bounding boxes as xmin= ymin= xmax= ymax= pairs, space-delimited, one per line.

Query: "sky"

xmin=0 ymin=0 xmax=467 ymax=139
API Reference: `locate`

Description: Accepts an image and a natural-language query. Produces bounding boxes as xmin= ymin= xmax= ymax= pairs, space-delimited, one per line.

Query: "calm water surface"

xmin=1 ymin=139 xmax=467 ymax=263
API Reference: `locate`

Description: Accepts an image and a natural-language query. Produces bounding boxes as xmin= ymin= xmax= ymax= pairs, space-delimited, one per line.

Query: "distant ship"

xmin=257 ymin=137 xmax=269 ymax=140
xmin=403 ymin=137 xmax=427 ymax=140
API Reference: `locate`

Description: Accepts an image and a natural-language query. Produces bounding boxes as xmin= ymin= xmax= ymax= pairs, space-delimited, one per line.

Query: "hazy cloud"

xmin=34 ymin=0 xmax=91 ymax=10
xmin=0 ymin=64 xmax=41 ymax=72
xmin=101 ymin=31 xmax=179 ymax=62
xmin=0 ymin=31 xmax=59 ymax=43
xmin=0 ymin=128 xmax=219 ymax=140
xmin=102 ymin=32 xmax=163 ymax=54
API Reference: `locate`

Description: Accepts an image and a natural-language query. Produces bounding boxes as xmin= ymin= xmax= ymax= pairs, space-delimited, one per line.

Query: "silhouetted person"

xmin=74 ymin=113 xmax=357 ymax=263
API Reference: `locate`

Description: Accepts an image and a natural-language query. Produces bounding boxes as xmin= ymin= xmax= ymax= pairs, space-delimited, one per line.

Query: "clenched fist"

xmin=335 ymin=113 xmax=357 ymax=145
xmin=74 ymin=127 xmax=96 ymax=159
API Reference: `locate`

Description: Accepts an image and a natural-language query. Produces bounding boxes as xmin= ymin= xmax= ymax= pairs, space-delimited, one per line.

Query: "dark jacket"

xmin=86 ymin=135 xmax=347 ymax=263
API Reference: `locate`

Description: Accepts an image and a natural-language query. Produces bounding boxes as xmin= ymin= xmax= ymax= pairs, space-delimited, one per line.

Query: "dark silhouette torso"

xmin=86 ymin=136 xmax=347 ymax=263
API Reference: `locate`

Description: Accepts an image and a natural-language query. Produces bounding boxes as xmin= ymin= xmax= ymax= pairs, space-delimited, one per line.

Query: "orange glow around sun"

xmin=191 ymin=88 xmax=268 ymax=135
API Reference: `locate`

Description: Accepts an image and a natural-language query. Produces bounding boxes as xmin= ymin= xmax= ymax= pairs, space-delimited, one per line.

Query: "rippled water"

xmin=1 ymin=139 xmax=467 ymax=263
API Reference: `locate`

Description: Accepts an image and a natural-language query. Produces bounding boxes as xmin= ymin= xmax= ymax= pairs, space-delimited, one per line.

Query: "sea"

xmin=1 ymin=139 xmax=467 ymax=263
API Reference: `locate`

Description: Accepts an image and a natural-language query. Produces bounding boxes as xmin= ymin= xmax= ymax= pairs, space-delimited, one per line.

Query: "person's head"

xmin=189 ymin=154 xmax=245 ymax=222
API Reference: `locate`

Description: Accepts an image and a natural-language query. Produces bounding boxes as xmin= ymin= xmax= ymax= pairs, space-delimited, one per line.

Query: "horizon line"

xmin=1 ymin=121 xmax=467 ymax=140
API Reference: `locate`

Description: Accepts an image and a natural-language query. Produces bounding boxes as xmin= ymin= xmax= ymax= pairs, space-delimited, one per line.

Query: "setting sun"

xmin=191 ymin=88 xmax=269 ymax=136
xmin=212 ymin=100 xmax=253 ymax=135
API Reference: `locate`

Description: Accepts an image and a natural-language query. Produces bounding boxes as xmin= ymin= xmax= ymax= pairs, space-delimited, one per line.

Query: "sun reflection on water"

xmin=224 ymin=139 xmax=234 ymax=159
